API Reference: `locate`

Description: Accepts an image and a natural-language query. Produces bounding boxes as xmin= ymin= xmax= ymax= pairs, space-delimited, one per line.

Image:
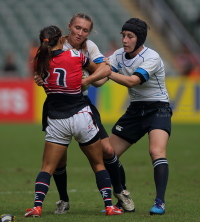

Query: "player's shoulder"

xmin=69 ymin=49 xmax=81 ymax=57
xmin=110 ymin=48 xmax=124 ymax=57
xmin=61 ymin=49 xmax=83 ymax=59
xmin=142 ymin=47 xmax=160 ymax=60
xmin=86 ymin=39 xmax=100 ymax=51
xmin=116 ymin=47 xmax=124 ymax=54
xmin=63 ymin=39 xmax=71 ymax=51
xmin=86 ymin=39 xmax=96 ymax=47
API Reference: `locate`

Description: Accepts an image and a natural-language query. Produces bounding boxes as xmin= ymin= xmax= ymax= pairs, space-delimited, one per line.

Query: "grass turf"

xmin=0 ymin=124 xmax=199 ymax=222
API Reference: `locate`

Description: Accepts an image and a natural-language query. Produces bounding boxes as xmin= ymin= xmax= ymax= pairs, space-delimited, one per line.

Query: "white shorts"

xmin=45 ymin=106 xmax=99 ymax=146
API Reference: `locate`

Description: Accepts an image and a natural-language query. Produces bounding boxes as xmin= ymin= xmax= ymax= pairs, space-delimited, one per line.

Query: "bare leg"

xmin=33 ymin=142 xmax=67 ymax=209
xmin=80 ymin=139 xmax=105 ymax=173
xmin=109 ymin=134 xmax=131 ymax=158
xmin=41 ymin=141 xmax=67 ymax=175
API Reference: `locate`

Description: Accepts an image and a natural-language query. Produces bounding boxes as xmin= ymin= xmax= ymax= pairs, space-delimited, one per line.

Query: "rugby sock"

xmin=153 ymin=158 xmax=169 ymax=202
xmin=96 ymin=170 xmax=112 ymax=208
xmin=34 ymin=171 xmax=51 ymax=207
xmin=104 ymin=153 xmax=123 ymax=194
xmin=118 ymin=161 xmax=127 ymax=190
xmin=53 ymin=165 xmax=69 ymax=202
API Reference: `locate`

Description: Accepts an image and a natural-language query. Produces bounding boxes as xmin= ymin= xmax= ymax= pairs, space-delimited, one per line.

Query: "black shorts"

xmin=112 ymin=101 xmax=172 ymax=144
xmin=84 ymin=96 xmax=108 ymax=139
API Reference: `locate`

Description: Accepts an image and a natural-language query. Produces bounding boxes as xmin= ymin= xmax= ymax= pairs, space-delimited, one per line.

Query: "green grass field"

xmin=0 ymin=124 xmax=199 ymax=222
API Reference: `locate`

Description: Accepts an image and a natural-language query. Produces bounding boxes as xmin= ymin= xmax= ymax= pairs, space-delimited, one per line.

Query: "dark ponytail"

xmin=34 ymin=25 xmax=62 ymax=77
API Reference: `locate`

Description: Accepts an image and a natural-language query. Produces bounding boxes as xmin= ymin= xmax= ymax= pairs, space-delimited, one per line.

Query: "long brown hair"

xmin=34 ymin=25 xmax=62 ymax=77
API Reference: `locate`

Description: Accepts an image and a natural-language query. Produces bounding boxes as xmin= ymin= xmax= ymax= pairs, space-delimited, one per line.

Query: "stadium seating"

xmin=0 ymin=0 xmax=129 ymax=77
xmin=164 ymin=0 xmax=200 ymax=46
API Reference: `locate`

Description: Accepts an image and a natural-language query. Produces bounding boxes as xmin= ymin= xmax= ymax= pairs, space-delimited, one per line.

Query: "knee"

xmin=103 ymin=145 xmax=115 ymax=159
xmin=149 ymin=147 xmax=166 ymax=161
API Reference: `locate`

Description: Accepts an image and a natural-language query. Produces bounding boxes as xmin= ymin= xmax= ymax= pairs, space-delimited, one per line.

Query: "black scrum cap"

xmin=122 ymin=18 xmax=148 ymax=52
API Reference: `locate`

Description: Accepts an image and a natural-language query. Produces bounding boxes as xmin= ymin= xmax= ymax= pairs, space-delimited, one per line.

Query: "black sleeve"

xmin=82 ymin=57 xmax=90 ymax=68
xmin=132 ymin=72 xmax=146 ymax=85
xmin=42 ymin=98 xmax=49 ymax=131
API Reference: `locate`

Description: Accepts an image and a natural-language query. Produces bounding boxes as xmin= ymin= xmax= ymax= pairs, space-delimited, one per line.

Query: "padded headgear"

xmin=122 ymin=18 xmax=148 ymax=52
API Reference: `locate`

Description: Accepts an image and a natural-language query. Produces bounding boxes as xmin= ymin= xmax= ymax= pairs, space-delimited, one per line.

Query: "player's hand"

xmin=103 ymin=57 xmax=111 ymax=67
xmin=81 ymin=76 xmax=90 ymax=91
xmin=34 ymin=74 xmax=44 ymax=86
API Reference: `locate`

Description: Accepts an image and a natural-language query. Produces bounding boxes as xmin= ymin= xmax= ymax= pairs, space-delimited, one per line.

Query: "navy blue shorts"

xmin=84 ymin=96 xmax=108 ymax=139
xmin=112 ymin=101 xmax=172 ymax=144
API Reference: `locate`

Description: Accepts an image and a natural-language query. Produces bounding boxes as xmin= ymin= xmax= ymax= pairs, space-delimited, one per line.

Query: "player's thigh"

xmin=149 ymin=129 xmax=169 ymax=161
xmin=80 ymin=139 xmax=105 ymax=173
xmin=44 ymin=117 xmax=72 ymax=170
xmin=109 ymin=133 xmax=131 ymax=158
xmin=111 ymin=109 xmax=142 ymax=157
xmin=42 ymin=141 xmax=67 ymax=175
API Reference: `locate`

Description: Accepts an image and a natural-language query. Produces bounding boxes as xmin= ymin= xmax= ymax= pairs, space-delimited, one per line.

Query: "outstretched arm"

xmin=82 ymin=62 xmax=111 ymax=87
xmin=91 ymin=77 xmax=109 ymax=87
xmin=103 ymin=57 xmax=141 ymax=87
xmin=109 ymin=71 xmax=141 ymax=88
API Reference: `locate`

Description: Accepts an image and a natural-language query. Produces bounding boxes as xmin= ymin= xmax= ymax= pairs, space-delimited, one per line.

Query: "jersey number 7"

xmin=44 ymin=68 xmax=67 ymax=87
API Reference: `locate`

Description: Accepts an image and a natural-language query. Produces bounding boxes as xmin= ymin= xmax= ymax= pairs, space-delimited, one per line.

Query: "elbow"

xmin=127 ymin=82 xmax=136 ymax=88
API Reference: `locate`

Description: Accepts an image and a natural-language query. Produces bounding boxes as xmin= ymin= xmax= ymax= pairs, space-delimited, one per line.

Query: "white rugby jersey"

xmin=109 ymin=46 xmax=169 ymax=103
xmin=63 ymin=39 xmax=104 ymax=96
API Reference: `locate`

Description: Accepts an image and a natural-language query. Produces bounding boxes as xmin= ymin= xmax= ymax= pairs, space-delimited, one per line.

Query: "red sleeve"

xmin=80 ymin=52 xmax=90 ymax=68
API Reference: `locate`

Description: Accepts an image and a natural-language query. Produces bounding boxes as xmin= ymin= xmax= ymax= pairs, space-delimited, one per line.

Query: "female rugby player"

xmin=105 ymin=18 xmax=172 ymax=215
xmin=24 ymin=25 xmax=123 ymax=217
xmin=35 ymin=13 xmax=135 ymax=214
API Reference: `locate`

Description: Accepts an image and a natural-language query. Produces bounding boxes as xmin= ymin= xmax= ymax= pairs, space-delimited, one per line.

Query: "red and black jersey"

xmin=42 ymin=49 xmax=90 ymax=119
xmin=43 ymin=49 xmax=89 ymax=95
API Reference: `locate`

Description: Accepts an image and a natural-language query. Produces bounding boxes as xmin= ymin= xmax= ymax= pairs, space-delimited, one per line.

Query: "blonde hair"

xmin=64 ymin=13 xmax=94 ymax=53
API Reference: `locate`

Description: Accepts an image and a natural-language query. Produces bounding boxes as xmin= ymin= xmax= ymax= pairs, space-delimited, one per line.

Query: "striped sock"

xmin=104 ymin=153 xmax=123 ymax=193
xmin=153 ymin=158 xmax=169 ymax=202
xmin=34 ymin=171 xmax=51 ymax=207
xmin=95 ymin=170 xmax=112 ymax=208
xmin=118 ymin=161 xmax=126 ymax=190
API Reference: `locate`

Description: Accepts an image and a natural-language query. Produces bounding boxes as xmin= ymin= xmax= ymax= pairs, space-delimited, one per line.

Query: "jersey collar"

xmin=52 ymin=49 xmax=64 ymax=57
xmin=122 ymin=46 xmax=147 ymax=67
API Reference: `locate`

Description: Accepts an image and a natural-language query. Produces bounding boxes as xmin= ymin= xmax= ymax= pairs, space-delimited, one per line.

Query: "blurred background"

xmin=0 ymin=1 xmax=200 ymax=220
xmin=0 ymin=0 xmax=200 ymax=124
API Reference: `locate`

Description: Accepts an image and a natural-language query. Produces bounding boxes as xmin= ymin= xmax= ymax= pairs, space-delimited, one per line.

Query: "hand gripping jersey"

xmin=63 ymin=39 xmax=104 ymax=95
xmin=109 ymin=46 xmax=169 ymax=103
xmin=42 ymin=49 xmax=90 ymax=119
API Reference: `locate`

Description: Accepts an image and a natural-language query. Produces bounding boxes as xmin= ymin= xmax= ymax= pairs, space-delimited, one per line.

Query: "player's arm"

xmin=87 ymin=63 xmax=109 ymax=87
xmin=82 ymin=61 xmax=111 ymax=87
xmin=34 ymin=74 xmax=44 ymax=86
xmin=109 ymin=71 xmax=141 ymax=88
xmin=91 ymin=77 xmax=109 ymax=87
xmin=104 ymin=57 xmax=144 ymax=88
